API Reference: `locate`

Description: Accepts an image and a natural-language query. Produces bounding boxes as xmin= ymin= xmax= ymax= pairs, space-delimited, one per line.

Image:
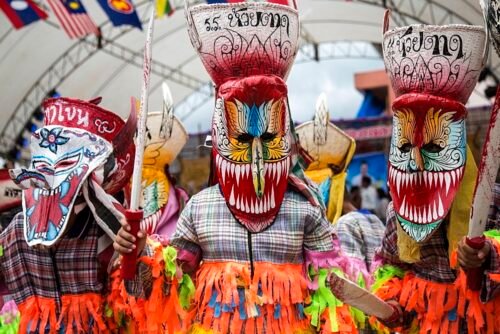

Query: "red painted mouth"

xmin=216 ymin=153 xmax=290 ymax=232
xmin=388 ymin=165 xmax=464 ymax=225
xmin=24 ymin=165 xmax=89 ymax=246
xmin=140 ymin=209 xmax=163 ymax=234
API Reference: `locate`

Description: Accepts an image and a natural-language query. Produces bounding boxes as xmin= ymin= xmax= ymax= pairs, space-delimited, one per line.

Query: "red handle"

xmin=465 ymin=236 xmax=486 ymax=291
xmin=120 ymin=209 xmax=143 ymax=280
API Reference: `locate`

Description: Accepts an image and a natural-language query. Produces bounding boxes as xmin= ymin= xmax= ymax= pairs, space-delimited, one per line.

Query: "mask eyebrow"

xmin=32 ymin=156 xmax=54 ymax=165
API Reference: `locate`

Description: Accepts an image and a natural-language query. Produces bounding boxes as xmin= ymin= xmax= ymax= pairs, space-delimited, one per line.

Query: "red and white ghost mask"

xmin=186 ymin=1 xmax=299 ymax=232
xmin=9 ymin=97 xmax=135 ymax=247
xmin=213 ymin=76 xmax=292 ymax=232
xmin=383 ymin=21 xmax=486 ymax=241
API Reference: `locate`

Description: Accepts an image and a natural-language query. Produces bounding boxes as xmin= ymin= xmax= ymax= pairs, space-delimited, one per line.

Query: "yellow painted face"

xmin=219 ymin=98 xmax=290 ymax=164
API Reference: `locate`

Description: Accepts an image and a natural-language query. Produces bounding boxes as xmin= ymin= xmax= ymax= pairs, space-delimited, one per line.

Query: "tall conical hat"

xmin=296 ymin=93 xmax=355 ymax=222
xmin=185 ymin=0 xmax=300 ymax=85
xmin=296 ymin=94 xmax=356 ymax=173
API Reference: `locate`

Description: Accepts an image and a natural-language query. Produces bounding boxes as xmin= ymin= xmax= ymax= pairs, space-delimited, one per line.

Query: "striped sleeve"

xmin=169 ymin=198 xmax=202 ymax=257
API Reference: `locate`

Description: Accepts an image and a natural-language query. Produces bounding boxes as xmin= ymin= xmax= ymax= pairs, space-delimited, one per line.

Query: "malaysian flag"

xmin=47 ymin=0 xmax=98 ymax=39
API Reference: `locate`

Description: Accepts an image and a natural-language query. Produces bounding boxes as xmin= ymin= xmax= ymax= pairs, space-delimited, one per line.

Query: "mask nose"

xmin=409 ymin=146 xmax=425 ymax=172
xmin=251 ymin=137 xmax=265 ymax=198
xmin=9 ymin=168 xmax=51 ymax=190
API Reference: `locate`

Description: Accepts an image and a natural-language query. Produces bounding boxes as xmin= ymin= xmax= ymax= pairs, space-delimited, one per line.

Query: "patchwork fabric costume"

xmin=114 ymin=1 xmax=399 ymax=334
xmin=0 ymin=97 xmax=135 ymax=333
xmin=140 ymin=110 xmax=189 ymax=237
xmin=372 ymin=11 xmax=500 ymax=334
xmin=295 ymin=93 xmax=356 ymax=224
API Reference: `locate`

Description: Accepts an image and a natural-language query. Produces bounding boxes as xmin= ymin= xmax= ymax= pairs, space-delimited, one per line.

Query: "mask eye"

xmin=237 ymin=133 xmax=253 ymax=143
xmin=422 ymin=143 xmax=443 ymax=153
xmin=33 ymin=160 xmax=52 ymax=173
xmin=55 ymin=153 xmax=81 ymax=174
xmin=261 ymin=132 xmax=276 ymax=142
xmin=399 ymin=143 xmax=412 ymax=153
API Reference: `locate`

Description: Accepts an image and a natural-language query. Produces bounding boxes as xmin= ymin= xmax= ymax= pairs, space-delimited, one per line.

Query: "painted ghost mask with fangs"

xmin=383 ymin=22 xmax=486 ymax=242
xmin=186 ymin=2 xmax=300 ymax=232
xmin=213 ymin=76 xmax=292 ymax=232
xmin=9 ymin=97 xmax=135 ymax=247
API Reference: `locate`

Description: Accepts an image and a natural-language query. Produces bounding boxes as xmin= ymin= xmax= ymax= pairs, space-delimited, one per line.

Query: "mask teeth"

xmin=390 ymin=165 xmax=464 ymax=223
xmin=389 ymin=165 xmax=464 ymax=198
xmin=232 ymin=185 xmax=277 ymax=214
xmin=140 ymin=210 xmax=161 ymax=233
xmin=217 ymin=154 xmax=290 ymax=189
xmin=218 ymin=154 xmax=289 ymax=214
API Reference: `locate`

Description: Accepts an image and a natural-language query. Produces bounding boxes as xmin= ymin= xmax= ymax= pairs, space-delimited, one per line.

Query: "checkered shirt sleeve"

xmin=334 ymin=212 xmax=385 ymax=271
xmin=169 ymin=199 xmax=202 ymax=257
xmin=303 ymin=203 xmax=336 ymax=253
xmin=482 ymin=237 xmax=500 ymax=302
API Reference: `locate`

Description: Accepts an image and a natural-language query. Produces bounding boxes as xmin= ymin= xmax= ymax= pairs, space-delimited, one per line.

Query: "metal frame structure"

xmin=0 ymin=0 xmax=206 ymax=156
xmin=1 ymin=0 xmax=497 ymax=158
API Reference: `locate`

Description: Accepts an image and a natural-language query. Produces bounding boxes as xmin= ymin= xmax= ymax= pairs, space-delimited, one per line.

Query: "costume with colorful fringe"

xmin=371 ymin=10 xmax=500 ymax=334
xmin=296 ymin=94 xmax=384 ymax=331
xmin=119 ymin=186 xmax=358 ymax=334
xmin=0 ymin=97 xmax=136 ymax=333
xmin=372 ymin=214 xmax=500 ymax=334
xmin=115 ymin=1 xmax=363 ymax=333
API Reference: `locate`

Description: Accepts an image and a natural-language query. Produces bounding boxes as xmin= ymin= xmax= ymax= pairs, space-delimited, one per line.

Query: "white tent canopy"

xmin=0 ymin=0 xmax=496 ymax=158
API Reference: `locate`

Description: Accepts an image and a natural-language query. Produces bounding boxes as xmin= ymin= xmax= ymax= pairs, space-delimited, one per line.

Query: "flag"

xmin=97 ymin=0 xmax=141 ymax=29
xmin=156 ymin=0 xmax=174 ymax=17
xmin=46 ymin=0 xmax=98 ymax=39
xmin=0 ymin=0 xmax=47 ymax=29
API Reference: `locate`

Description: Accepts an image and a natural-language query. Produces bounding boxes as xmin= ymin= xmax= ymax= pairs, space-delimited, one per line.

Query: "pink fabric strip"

xmin=176 ymin=248 xmax=201 ymax=275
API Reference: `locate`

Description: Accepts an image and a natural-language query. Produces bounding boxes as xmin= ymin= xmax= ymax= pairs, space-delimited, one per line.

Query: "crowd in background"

xmin=349 ymin=160 xmax=391 ymax=223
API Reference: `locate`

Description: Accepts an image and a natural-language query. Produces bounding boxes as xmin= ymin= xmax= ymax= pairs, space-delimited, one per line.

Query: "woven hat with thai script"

xmin=383 ymin=12 xmax=485 ymax=257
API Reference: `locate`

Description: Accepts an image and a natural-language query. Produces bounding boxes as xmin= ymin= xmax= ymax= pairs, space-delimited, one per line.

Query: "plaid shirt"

xmin=333 ymin=211 xmax=385 ymax=273
xmin=128 ymin=185 xmax=337 ymax=299
xmin=170 ymin=185 xmax=335 ymax=264
xmin=377 ymin=193 xmax=500 ymax=298
xmin=0 ymin=210 xmax=107 ymax=306
xmin=376 ymin=202 xmax=455 ymax=282
xmin=489 ymin=183 xmax=499 ymax=227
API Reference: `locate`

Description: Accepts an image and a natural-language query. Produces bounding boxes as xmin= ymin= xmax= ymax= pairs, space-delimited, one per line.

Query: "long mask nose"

xmin=9 ymin=168 xmax=51 ymax=190
xmin=251 ymin=137 xmax=265 ymax=198
xmin=410 ymin=146 xmax=425 ymax=172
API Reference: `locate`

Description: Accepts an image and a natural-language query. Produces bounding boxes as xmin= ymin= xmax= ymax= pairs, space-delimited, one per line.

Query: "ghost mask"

xmin=10 ymin=97 xmax=135 ymax=247
xmin=213 ymin=76 xmax=292 ymax=232
xmin=383 ymin=20 xmax=486 ymax=242
xmin=140 ymin=111 xmax=188 ymax=234
xmin=186 ymin=1 xmax=300 ymax=232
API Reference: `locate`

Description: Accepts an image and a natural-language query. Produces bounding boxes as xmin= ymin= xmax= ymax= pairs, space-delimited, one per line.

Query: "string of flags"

xmin=0 ymin=0 xmax=172 ymax=38
xmin=0 ymin=0 xmax=291 ymax=39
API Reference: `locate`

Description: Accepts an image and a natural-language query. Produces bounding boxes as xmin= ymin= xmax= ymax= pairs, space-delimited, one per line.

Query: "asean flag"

xmin=97 ymin=0 xmax=142 ymax=29
xmin=0 ymin=0 xmax=48 ymax=29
